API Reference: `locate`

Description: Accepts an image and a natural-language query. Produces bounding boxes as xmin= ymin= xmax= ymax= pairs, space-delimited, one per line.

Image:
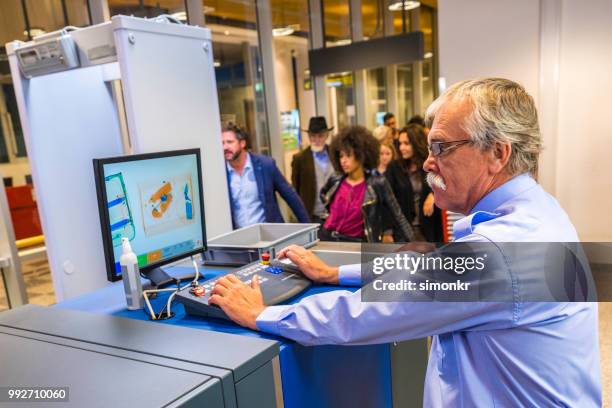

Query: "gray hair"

xmin=425 ymin=78 xmax=541 ymax=176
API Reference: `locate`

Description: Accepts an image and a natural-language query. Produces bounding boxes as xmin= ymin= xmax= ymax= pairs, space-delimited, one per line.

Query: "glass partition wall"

xmin=309 ymin=0 xmax=437 ymax=133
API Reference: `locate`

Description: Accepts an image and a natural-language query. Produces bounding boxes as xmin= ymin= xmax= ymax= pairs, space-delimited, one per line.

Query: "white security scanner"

xmin=6 ymin=16 xmax=232 ymax=301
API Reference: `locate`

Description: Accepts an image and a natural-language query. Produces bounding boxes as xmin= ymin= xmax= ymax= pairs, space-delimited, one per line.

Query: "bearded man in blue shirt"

xmin=210 ymin=78 xmax=602 ymax=407
xmin=222 ymin=122 xmax=309 ymax=229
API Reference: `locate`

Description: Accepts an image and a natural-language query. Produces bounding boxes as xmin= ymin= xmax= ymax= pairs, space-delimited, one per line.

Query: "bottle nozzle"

xmin=121 ymin=237 xmax=133 ymax=255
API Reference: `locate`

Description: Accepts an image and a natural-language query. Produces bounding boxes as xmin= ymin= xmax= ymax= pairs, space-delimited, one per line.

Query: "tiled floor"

xmin=0 ymin=257 xmax=56 ymax=311
xmin=22 ymin=258 xmax=56 ymax=305
xmin=0 ymin=259 xmax=611 ymax=405
xmin=0 ymin=276 xmax=6 ymax=311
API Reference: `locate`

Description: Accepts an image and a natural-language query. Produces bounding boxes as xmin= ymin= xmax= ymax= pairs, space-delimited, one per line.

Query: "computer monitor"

xmin=93 ymin=149 xmax=206 ymax=285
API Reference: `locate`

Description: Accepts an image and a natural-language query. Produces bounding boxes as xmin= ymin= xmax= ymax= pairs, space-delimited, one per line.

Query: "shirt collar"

xmin=226 ymin=152 xmax=252 ymax=174
xmin=453 ymin=173 xmax=536 ymax=239
xmin=312 ymin=148 xmax=329 ymax=160
xmin=470 ymin=173 xmax=536 ymax=214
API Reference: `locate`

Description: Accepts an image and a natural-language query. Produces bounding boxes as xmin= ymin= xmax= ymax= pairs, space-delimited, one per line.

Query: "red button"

xmin=192 ymin=286 xmax=205 ymax=297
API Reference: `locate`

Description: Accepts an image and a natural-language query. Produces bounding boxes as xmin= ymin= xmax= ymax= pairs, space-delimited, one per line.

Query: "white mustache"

xmin=426 ymin=172 xmax=447 ymax=191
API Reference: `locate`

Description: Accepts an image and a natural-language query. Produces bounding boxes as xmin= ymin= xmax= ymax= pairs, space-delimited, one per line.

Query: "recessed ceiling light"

xmin=330 ymin=39 xmax=352 ymax=46
xmin=24 ymin=28 xmax=46 ymax=38
xmin=388 ymin=1 xmax=420 ymax=11
xmin=273 ymin=27 xmax=294 ymax=37
xmin=172 ymin=9 xmax=215 ymax=21
xmin=171 ymin=11 xmax=187 ymax=21
xmin=273 ymin=24 xmax=300 ymax=37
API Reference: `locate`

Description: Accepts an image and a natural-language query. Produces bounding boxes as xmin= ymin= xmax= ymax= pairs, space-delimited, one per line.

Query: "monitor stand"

xmin=143 ymin=267 xmax=177 ymax=288
xmin=144 ymin=264 xmax=199 ymax=288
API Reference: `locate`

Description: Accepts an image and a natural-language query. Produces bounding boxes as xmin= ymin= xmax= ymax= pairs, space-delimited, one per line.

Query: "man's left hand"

xmin=208 ymin=274 xmax=265 ymax=330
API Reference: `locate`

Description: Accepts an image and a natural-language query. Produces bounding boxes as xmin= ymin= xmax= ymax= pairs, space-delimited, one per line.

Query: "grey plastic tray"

xmin=203 ymin=223 xmax=320 ymax=266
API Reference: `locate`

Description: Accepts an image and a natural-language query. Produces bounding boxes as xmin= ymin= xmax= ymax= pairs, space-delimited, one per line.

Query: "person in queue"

xmin=375 ymin=137 xmax=398 ymax=176
xmin=291 ymin=117 xmax=336 ymax=224
xmin=318 ymin=126 xmax=413 ymax=242
xmin=385 ymin=124 xmax=444 ymax=242
xmin=222 ymin=122 xmax=309 ymax=228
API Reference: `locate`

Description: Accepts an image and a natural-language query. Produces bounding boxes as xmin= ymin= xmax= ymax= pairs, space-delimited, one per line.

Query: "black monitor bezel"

xmin=93 ymin=148 xmax=207 ymax=282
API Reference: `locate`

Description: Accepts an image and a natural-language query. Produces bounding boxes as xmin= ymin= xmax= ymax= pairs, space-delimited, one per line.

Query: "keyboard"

xmin=175 ymin=259 xmax=312 ymax=320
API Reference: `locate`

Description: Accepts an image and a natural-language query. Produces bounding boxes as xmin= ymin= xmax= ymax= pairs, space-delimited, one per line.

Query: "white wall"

xmin=438 ymin=0 xmax=612 ymax=242
xmin=555 ymin=0 xmax=612 ymax=242
xmin=438 ymin=0 xmax=541 ymax=103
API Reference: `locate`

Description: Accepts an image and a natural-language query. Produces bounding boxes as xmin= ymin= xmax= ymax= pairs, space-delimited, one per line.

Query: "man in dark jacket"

xmin=291 ymin=117 xmax=335 ymax=224
xmin=222 ymin=122 xmax=309 ymax=229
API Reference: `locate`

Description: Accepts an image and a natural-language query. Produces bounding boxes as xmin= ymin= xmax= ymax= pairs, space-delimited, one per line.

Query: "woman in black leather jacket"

xmin=319 ymin=126 xmax=414 ymax=243
xmin=385 ymin=124 xmax=444 ymax=242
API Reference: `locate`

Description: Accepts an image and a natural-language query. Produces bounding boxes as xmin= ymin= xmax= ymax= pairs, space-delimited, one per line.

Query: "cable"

xmin=151 ymin=14 xmax=184 ymax=25
xmin=143 ymin=287 xmax=176 ymax=320
xmin=166 ymin=256 xmax=200 ymax=317
xmin=143 ymin=255 xmax=202 ymax=320
xmin=191 ymin=256 xmax=200 ymax=282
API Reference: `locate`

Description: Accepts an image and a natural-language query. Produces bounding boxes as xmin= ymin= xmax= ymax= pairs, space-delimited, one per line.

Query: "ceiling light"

xmin=224 ymin=30 xmax=230 ymax=36
xmin=388 ymin=1 xmax=420 ymax=11
xmin=171 ymin=8 xmax=215 ymax=21
xmin=273 ymin=24 xmax=300 ymax=37
xmin=273 ymin=27 xmax=294 ymax=37
xmin=24 ymin=28 xmax=46 ymax=38
xmin=171 ymin=11 xmax=187 ymax=21
xmin=214 ymin=61 xmax=221 ymax=67
xmin=330 ymin=39 xmax=352 ymax=46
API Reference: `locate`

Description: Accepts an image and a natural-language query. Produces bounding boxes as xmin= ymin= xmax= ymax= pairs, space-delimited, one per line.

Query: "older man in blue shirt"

xmin=210 ymin=79 xmax=601 ymax=406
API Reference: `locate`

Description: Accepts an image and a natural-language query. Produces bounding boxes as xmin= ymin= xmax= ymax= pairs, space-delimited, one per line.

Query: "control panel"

xmin=176 ymin=259 xmax=311 ymax=320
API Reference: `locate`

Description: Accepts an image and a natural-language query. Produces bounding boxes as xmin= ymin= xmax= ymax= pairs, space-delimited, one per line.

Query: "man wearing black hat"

xmin=291 ymin=117 xmax=336 ymax=224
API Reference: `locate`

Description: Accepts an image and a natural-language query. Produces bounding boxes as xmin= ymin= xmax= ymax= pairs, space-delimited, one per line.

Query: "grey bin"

xmin=203 ymin=223 xmax=320 ymax=266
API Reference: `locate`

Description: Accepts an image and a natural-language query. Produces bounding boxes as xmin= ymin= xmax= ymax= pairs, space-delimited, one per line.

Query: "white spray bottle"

xmin=120 ymin=238 xmax=144 ymax=310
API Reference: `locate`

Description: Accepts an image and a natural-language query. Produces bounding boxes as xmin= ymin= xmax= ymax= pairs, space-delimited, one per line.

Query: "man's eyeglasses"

xmin=428 ymin=140 xmax=471 ymax=157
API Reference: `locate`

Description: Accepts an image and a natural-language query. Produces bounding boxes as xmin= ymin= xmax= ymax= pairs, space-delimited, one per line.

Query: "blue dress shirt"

xmin=312 ymin=149 xmax=334 ymax=216
xmin=227 ymin=153 xmax=266 ymax=229
xmin=256 ymin=174 xmax=601 ymax=407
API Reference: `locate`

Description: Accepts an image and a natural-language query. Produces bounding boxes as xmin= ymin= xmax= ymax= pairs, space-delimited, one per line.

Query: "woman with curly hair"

xmin=385 ymin=124 xmax=444 ymax=242
xmin=319 ymin=126 xmax=414 ymax=242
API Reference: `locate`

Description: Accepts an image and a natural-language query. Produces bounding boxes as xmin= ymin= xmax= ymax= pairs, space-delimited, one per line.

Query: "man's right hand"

xmin=276 ymin=245 xmax=339 ymax=285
